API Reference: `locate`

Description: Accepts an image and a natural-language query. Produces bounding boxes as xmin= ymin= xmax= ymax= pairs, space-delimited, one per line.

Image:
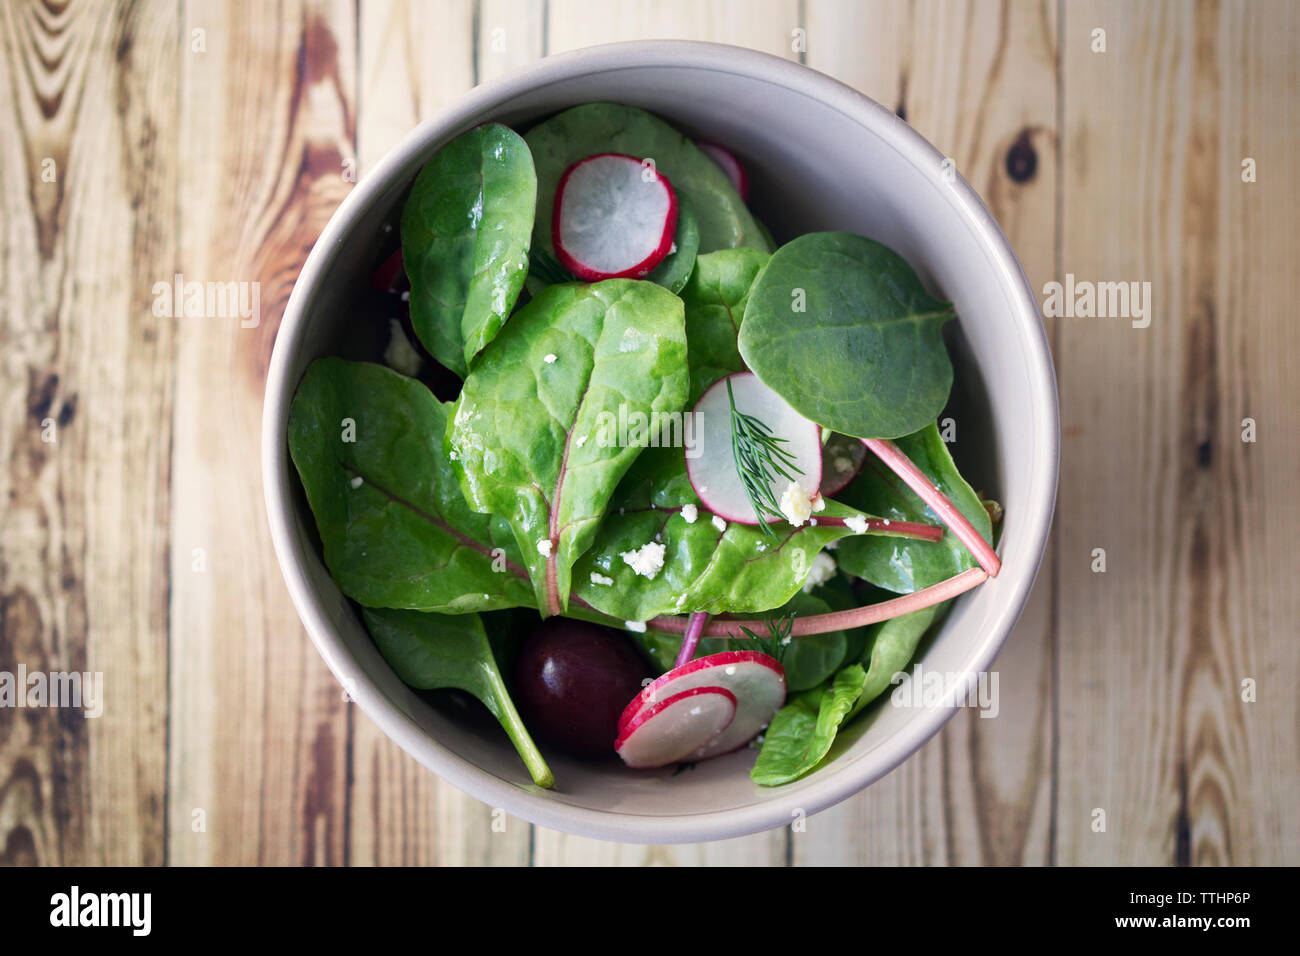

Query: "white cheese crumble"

xmin=779 ymin=482 xmax=814 ymax=526
xmin=590 ymin=572 xmax=614 ymax=586
xmin=802 ymin=551 xmax=837 ymax=592
xmin=711 ymin=514 xmax=727 ymax=533
xmin=383 ymin=318 xmax=422 ymax=377
xmin=812 ymin=493 xmax=826 ymax=513
xmin=844 ymin=514 xmax=870 ymax=534
xmin=349 ymin=475 xmax=364 ymax=489
xmin=624 ymin=620 xmax=647 ymax=633
xmin=536 ymin=539 xmax=553 ymax=556
xmin=576 ymin=435 xmax=588 ymax=448
xmin=756 ymin=542 xmax=767 ymax=552
xmin=543 ymin=353 xmax=557 ymax=364
xmin=620 ymin=541 xmax=666 ymax=578
xmin=680 ymin=503 xmax=698 ymax=524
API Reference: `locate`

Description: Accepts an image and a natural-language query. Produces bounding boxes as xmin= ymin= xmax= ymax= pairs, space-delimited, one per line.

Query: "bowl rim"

xmin=262 ymin=38 xmax=1060 ymax=844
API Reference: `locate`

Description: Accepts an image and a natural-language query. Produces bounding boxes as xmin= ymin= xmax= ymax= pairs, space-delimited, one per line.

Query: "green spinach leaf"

xmin=401 ymin=123 xmax=536 ymax=377
xmin=287 ymin=358 xmax=534 ymax=613
xmin=848 ymin=601 xmax=948 ymax=720
xmin=570 ymin=445 xmax=884 ymax=621
xmin=362 ymin=607 xmax=554 ymax=788
xmin=680 ymin=247 xmax=770 ymax=401
xmin=524 ymin=102 xmax=771 ymax=258
xmin=447 ymin=280 xmax=690 ymax=617
xmin=751 ymin=664 xmax=868 ymax=786
xmin=835 ymin=423 xmax=991 ymax=593
xmin=738 ymin=231 xmax=955 ymax=439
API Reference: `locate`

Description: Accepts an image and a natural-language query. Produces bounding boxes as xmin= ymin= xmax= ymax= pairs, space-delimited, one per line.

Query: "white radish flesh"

xmin=686 ymin=372 xmax=823 ymax=524
xmin=552 ymin=152 xmax=678 ymax=281
xmin=614 ymin=685 xmax=736 ymax=769
xmin=619 ymin=651 xmax=786 ymax=760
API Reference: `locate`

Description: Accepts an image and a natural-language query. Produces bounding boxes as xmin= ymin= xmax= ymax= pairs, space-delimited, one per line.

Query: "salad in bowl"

xmin=286 ymin=101 xmax=1002 ymax=792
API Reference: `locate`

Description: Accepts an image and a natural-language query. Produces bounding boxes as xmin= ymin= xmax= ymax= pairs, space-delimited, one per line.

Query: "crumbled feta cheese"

xmin=669 ymin=242 xmax=677 ymax=255
xmin=576 ymin=435 xmax=588 ymax=448
xmin=624 ymin=620 xmax=647 ymax=633
xmin=825 ymin=539 xmax=839 ymax=551
xmin=590 ymin=572 xmax=614 ymax=586
xmin=779 ymin=482 xmax=814 ymax=526
xmin=383 ymin=318 xmax=422 ymax=377
xmin=536 ymin=539 xmax=553 ymax=556
xmin=711 ymin=514 xmax=727 ymax=533
xmin=802 ymin=551 xmax=837 ymax=592
xmin=399 ymin=290 xmax=410 ymax=302
xmin=621 ymin=541 xmax=666 ymax=578
xmin=844 ymin=514 xmax=870 ymax=534
xmin=349 ymin=475 xmax=364 ymax=489
xmin=680 ymin=503 xmax=698 ymax=524
xmin=543 ymin=353 xmax=557 ymax=364
xmin=756 ymin=542 xmax=767 ymax=552
xmin=812 ymin=493 xmax=826 ymax=513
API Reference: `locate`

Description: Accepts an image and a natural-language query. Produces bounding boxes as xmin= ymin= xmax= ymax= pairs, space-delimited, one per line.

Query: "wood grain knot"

xmin=1005 ymin=128 xmax=1038 ymax=183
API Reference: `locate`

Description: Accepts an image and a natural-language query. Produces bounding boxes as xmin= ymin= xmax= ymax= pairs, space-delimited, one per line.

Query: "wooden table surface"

xmin=1 ymin=0 xmax=1296 ymax=866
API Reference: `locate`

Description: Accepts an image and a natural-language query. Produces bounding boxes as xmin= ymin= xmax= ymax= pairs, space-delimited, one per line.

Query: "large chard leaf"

xmin=751 ymin=664 xmax=868 ymax=787
xmin=524 ymin=102 xmax=771 ymax=258
xmin=401 ymin=123 xmax=536 ymax=377
xmin=848 ymin=601 xmax=948 ymax=720
xmin=739 ymin=231 xmax=955 ymax=439
xmin=570 ymin=445 xmax=901 ymax=622
xmin=447 ymin=280 xmax=689 ymax=616
xmin=835 ymin=423 xmax=991 ymax=593
xmin=362 ymin=607 xmax=553 ymax=788
xmin=680 ymin=247 xmax=770 ymax=401
xmin=288 ymin=358 xmax=533 ymax=613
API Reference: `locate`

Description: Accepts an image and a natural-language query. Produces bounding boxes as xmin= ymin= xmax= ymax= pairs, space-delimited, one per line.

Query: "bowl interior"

xmin=266 ymin=45 xmax=1056 ymax=842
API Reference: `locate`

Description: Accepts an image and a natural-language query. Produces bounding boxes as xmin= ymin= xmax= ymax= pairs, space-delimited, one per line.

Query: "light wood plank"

xmin=0 ymin=0 xmax=177 ymax=867
xmin=791 ymin=0 xmax=1058 ymax=865
xmin=1055 ymin=0 xmax=1300 ymax=865
xmin=545 ymin=0 xmax=801 ymax=58
xmin=166 ymin=0 xmax=356 ymax=866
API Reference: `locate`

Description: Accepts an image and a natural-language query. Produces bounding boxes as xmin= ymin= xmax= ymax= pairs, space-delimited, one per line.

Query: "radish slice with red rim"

xmin=619 ymin=651 xmax=786 ymax=761
xmin=820 ymin=432 xmax=868 ymax=497
xmin=686 ymin=371 xmax=823 ymax=525
xmin=698 ymin=142 xmax=749 ymax=201
xmin=552 ymin=152 xmax=678 ymax=281
xmin=614 ymin=685 xmax=737 ymax=769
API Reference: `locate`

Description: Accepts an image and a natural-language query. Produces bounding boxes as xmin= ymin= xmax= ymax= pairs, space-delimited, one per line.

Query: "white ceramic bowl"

xmin=262 ymin=40 xmax=1058 ymax=843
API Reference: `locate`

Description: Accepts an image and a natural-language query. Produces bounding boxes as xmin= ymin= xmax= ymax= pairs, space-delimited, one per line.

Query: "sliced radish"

xmin=552 ymin=152 xmax=678 ymax=281
xmin=686 ymin=371 xmax=823 ymax=525
xmin=615 ymin=685 xmax=736 ymax=769
xmin=698 ymin=141 xmax=749 ymax=201
xmin=619 ymin=651 xmax=786 ymax=761
xmin=820 ymin=432 xmax=867 ymax=497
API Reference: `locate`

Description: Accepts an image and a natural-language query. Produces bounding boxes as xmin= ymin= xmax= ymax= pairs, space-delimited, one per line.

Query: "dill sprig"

xmin=528 ymin=248 xmax=574 ymax=286
xmin=727 ymin=378 xmax=803 ymax=536
xmin=735 ymin=609 xmax=796 ymax=663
